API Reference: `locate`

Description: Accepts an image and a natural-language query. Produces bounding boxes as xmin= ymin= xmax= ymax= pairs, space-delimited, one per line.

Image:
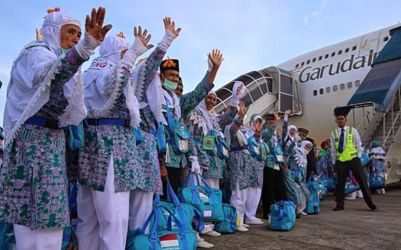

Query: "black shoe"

xmin=368 ymin=203 xmax=377 ymax=211
xmin=263 ymin=213 xmax=270 ymax=220
xmin=333 ymin=206 xmax=344 ymax=211
xmin=296 ymin=213 xmax=301 ymax=219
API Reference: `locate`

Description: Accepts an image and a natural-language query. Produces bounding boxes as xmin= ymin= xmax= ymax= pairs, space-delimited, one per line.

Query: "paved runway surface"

xmin=204 ymin=185 xmax=401 ymax=250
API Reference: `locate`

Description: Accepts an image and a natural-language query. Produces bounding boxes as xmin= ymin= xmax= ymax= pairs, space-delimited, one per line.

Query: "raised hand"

xmin=208 ymin=49 xmax=223 ymax=68
xmin=163 ymin=17 xmax=181 ymax=37
xmin=274 ymin=112 xmax=281 ymax=122
xmin=236 ymin=84 xmax=243 ymax=96
xmin=285 ymin=109 xmax=292 ymax=115
xmin=134 ymin=26 xmax=153 ymax=49
xmin=238 ymin=100 xmax=248 ymax=120
xmin=85 ymin=7 xmax=112 ymax=42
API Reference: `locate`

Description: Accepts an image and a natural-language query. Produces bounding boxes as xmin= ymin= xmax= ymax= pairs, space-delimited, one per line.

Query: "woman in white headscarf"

xmin=77 ymin=26 xmax=154 ymax=249
xmin=0 ymin=7 xmax=111 ymax=249
xmin=225 ymin=99 xmax=267 ymax=231
xmin=186 ymin=82 xmax=244 ymax=238
xmin=189 ymin=82 xmax=244 ymax=187
xmin=283 ymin=140 xmax=312 ymax=217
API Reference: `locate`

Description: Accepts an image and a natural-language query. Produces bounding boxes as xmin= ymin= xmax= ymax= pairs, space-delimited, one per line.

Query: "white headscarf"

xmin=84 ymin=35 xmax=141 ymax=127
xmin=190 ymin=91 xmax=219 ymax=135
xmin=3 ymin=10 xmax=85 ymax=146
xmin=41 ymin=10 xmax=81 ymax=56
xmin=286 ymin=125 xmax=297 ymax=142
xmin=99 ymin=35 xmax=129 ymax=64
xmin=295 ymin=140 xmax=312 ymax=168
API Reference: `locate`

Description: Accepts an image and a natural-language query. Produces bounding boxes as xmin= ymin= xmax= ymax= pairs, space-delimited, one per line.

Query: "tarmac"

xmin=204 ymin=184 xmax=401 ymax=250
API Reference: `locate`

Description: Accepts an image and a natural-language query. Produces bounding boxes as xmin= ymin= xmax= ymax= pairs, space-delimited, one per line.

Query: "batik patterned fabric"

xmin=227 ymin=150 xmax=264 ymax=190
xmin=284 ymin=147 xmax=310 ymax=211
xmin=0 ymin=48 xmax=85 ymax=229
xmin=78 ymin=125 xmax=141 ymax=192
xmin=262 ymin=126 xmax=282 ymax=171
xmin=135 ymin=131 xmax=162 ymax=194
xmin=283 ymin=168 xmax=306 ymax=211
xmin=0 ymin=125 xmax=69 ymax=229
xmin=188 ymin=108 xmax=236 ymax=179
xmin=226 ymin=120 xmax=264 ymax=190
xmin=79 ymin=44 xmax=145 ymax=192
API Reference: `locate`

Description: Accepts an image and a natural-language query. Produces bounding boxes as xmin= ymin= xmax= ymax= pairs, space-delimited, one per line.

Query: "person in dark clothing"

xmin=261 ymin=111 xmax=289 ymax=219
xmin=330 ymin=107 xmax=377 ymax=211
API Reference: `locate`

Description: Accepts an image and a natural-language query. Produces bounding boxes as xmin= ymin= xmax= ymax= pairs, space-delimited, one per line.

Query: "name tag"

xmin=276 ymin=154 xmax=284 ymax=163
xmin=178 ymin=139 xmax=189 ymax=152
xmin=202 ymin=135 xmax=216 ymax=151
xmin=203 ymin=210 xmax=212 ymax=218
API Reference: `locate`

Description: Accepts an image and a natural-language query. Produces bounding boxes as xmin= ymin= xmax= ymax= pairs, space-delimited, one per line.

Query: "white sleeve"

xmin=353 ymin=128 xmax=363 ymax=158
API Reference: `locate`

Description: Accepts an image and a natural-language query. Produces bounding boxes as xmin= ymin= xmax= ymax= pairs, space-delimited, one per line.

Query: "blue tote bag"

xmin=214 ymin=203 xmax=237 ymax=234
xmin=178 ymin=173 xmax=224 ymax=222
xmin=126 ymin=196 xmax=196 ymax=250
xmin=269 ymin=201 xmax=296 ymax=231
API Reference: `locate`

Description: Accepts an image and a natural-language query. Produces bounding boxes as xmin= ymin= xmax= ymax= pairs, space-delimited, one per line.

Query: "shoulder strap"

xmin=25 ymin=41 xmax=51 ymax=51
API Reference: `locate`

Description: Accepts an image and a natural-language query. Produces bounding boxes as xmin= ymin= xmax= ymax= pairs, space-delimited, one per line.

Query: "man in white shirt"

xmin=330 ymin=107 xmax=376 ymax=211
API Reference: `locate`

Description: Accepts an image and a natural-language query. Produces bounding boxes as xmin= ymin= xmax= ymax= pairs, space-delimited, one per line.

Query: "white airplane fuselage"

xmin=277 ymin=25 xmax=398 ymax=144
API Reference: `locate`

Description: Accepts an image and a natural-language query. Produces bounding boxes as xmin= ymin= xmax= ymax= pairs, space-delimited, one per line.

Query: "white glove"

xmin=159 ymin=28 xmax=177 ymax=51
xmin=131 ymin=37 xmax=150 ymax=57
xmin=189 ymin=156 xmax=201 ymax=175
xmin=121 ymin=37 xmax=149 ymax=65
xmin=75 ymin=32 xmax=102 ymax=59
xmin=230 ymin=81 xmax=246 ymax=107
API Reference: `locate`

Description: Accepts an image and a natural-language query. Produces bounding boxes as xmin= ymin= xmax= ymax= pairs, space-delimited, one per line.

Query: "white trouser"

xmin=14 ymin=224 xmax=63 ymax=250
xmin=230 ymin=184 xmax=262 ymax=224
xmin=76 ymin=155 xmax=130 ymax=250
xmin=128 ymin=190 xmax=154 ymax=232
xmin=205 ymin=178 xmax=220 ymax=189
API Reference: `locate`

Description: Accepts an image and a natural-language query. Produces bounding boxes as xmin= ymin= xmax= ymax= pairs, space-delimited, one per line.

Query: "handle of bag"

xmin=194 ymin=172 xmax=218 ymax=205
xmin=183 ymin=172 xmax=202 ymax=205
xmin=278 ymin=202 xmax=286 ymax=221
xmin=140 ymin=207 xmax=158 ymax=249
xmin=166 ymin=180 xmax=194 ymax=232
xmin=155 ymin=194 xmax=189 ymax=250
xmin=166 ymin=180 xmax=182 ymax=207
xmin=195 ymin=173 xmax=215 ymax=197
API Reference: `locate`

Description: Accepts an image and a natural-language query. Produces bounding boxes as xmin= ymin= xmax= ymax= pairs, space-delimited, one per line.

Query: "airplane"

xmin=214 ymin=24 xmax=401 ymax=184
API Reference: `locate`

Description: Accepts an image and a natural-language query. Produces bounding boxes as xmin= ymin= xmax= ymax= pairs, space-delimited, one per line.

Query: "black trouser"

xmin=162 ymin=167 xmax=186 ymax=199
xmin=261 ymin=166 xmax=287 ymax=215
xmin=335 ymin=157 xmax=374 ymax=208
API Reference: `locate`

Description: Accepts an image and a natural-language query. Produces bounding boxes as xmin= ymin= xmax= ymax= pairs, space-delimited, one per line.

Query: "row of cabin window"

xmin=313 ymin=80 xmax=360 ymax=96
xmin=296 ymin=36 xmax=389 ymax=68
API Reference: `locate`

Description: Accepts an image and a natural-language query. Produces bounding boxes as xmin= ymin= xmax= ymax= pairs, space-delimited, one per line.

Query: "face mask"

xmin=295 ymin=134 xmax=301 ymax=142
xmin=60 ymin=48 xmax=68 ymax=56
xmin=163 ymin=79 xmax=178 ymax=92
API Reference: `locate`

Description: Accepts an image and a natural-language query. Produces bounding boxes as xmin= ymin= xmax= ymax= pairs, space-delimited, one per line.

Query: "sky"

xmin=1 ymin=0 xmax=401 ymax=125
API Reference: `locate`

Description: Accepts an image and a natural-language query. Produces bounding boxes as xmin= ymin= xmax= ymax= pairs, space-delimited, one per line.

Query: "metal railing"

xmin=381 ymin=88 xmax=401 ymax=150
xmin=215 ymin=75 xmax=273 ymax=112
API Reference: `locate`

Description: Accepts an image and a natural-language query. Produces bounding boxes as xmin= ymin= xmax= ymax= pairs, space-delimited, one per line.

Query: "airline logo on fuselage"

xmin=298 ymin=49 xmax=377 ymax=83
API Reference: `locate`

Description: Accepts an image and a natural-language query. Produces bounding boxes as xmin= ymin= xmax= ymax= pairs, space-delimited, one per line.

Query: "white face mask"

xmin=295 ymin=134 xmax=301 ymax=142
